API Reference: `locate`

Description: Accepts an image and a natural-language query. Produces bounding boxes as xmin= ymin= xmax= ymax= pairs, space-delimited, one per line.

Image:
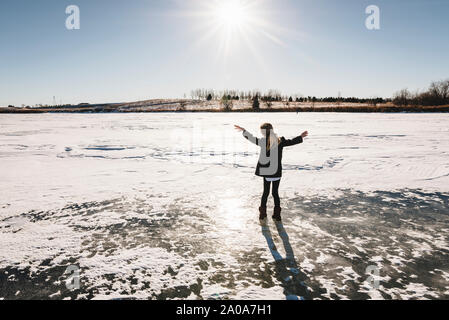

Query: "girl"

xmin=234 ymin=123 xmax=308 ymax=221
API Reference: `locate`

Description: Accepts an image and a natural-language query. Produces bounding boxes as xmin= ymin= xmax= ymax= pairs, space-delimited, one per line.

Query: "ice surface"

xmin=0 ymin=113 xmax=448 ymax=299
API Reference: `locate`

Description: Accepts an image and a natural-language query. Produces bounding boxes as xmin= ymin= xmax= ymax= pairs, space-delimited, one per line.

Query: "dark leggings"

xmin=261 ymin=178 xmax=281 ymax=208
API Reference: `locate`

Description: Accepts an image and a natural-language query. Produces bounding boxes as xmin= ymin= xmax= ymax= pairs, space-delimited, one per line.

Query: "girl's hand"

xmin=234 ymin=125 xmax=245 ymax=132
xmin=301 ymin=131 xmax=308 ymax=138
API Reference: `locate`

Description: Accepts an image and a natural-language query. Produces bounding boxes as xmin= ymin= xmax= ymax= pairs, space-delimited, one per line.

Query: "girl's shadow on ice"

xmin=260 ymin=220 xmax=313 ymax=300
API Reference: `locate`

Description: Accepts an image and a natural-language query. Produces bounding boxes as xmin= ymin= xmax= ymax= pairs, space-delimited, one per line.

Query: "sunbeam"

xmin=174 ymin=0 xmax=292 ymax=63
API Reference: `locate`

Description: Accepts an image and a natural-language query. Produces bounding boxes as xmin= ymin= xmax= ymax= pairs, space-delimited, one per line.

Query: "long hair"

xmin=260 ymin=123 xmax=280 ymax=151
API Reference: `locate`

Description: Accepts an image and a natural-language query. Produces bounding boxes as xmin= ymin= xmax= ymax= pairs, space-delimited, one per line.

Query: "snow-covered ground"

xmin=0 ymin=113 xmax=448 ymax=300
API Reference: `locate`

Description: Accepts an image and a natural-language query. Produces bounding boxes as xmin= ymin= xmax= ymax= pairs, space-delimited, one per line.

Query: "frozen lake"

xmin=0 ymin=113 xmax=448 ymax=300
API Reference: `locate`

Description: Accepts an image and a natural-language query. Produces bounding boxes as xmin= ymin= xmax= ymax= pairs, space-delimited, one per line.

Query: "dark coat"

xmin=243 ymin=130 xmax=303 ymax=178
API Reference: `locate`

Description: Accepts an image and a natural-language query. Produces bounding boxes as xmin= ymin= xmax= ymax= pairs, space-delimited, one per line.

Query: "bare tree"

xmin=220 ymin=95 xmax=233 ymax=111
xmin=393 ymin=88 xmax=411 ymax=106
xmin=429 ymin=80 xmax=449 ymax=105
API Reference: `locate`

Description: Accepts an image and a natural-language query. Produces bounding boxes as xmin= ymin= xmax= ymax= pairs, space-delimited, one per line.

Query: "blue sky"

xmin=1 ymin=0 xmax=448 ymax=106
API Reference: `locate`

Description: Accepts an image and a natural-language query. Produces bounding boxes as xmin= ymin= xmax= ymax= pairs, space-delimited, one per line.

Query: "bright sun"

xmin=177 ymin=0 xmax=287 ymax=60
xmin=214 ymin=0 xmax=249 ymax=29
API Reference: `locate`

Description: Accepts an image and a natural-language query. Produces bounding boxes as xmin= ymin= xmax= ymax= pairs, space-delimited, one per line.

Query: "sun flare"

xmin=176 ymin=0 xmax=289 ymax=61
xmin=213 ymin=0 xmax=250 ymax=29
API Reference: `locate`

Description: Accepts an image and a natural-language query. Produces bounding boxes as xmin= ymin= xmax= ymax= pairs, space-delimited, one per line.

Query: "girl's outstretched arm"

xmin=234 ymin=125 xmax=259 ymax=145
xmin=282 ymin=131 xmax=308 ymax=147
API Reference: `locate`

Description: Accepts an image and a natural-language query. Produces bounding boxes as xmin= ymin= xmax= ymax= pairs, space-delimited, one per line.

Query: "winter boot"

xmin=259 ymin=207 xmax=267 ymax=220
xmin=273 ymin=206 xmax=282 ymax=221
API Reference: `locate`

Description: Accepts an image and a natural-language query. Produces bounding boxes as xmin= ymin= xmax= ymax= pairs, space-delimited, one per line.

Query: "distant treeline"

xmin=393 ymin=79 xmax=449 ymax=106
xmin=190 ymin=79 xmax=449 ymax=110
xmin=191 ymin=105 xmax=449 ymax=113
xmin=4 ymin=79 xmax=448 ymax=111
xmin=189 ymin=88 xmax=386 ymax=105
